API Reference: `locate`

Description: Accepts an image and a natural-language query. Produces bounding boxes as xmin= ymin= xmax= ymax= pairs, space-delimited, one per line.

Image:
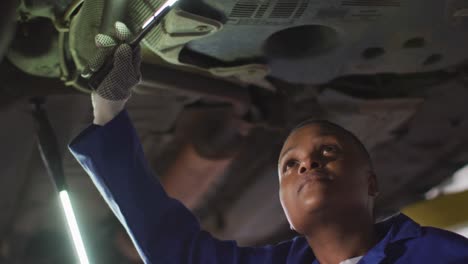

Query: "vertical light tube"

xmin=59 ymin=190 xmax=90 ymax=264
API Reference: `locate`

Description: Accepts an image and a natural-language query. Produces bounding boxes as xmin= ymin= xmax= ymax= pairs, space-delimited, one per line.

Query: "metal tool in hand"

xmin=88 ymin=0 xmax=180 ymax=90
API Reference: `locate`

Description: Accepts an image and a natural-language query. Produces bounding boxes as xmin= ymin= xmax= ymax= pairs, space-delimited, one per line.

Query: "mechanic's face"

xmin=278 ymin=124 xmax=377 ymax=235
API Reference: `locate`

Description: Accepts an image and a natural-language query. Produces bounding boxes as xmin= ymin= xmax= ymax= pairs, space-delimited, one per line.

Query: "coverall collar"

xmin=311 ymin=213 xmax=422 ymax=264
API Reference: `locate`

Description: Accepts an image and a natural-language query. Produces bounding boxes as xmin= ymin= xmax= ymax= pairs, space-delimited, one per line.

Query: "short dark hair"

xmin=290 ymin=119 xmax=373 ymax=169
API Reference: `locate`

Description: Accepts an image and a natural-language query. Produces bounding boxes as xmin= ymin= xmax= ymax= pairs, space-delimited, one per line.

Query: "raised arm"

xmin=69 ymin=109 xmax=233 ymax=263
xmin=68 ymin=22 xmax=295 ymax=264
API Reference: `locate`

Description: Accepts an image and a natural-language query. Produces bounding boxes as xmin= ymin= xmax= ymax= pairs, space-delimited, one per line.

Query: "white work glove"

xmin=82 ymin=21 xmax=141 ymax=125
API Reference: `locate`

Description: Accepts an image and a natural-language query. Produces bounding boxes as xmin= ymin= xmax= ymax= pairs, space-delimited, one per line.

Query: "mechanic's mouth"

xmin=297 ymin=171 xmax=333 ymax=193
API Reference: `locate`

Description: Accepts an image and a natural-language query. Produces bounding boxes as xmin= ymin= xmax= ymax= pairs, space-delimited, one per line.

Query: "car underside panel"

xmin=183 ymin=0 xmax=468 ymax=83
xmin=65 ymin=0 xmax=468 ymax=90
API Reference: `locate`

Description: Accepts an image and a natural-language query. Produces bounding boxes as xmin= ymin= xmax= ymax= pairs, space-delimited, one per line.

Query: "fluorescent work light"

xmin=59 ymin=190 xmax=90 ymax=264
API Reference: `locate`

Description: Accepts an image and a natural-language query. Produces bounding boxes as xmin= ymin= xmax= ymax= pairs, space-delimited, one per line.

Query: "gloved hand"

xmin=82 ymin=21 xmax=142 ymax=125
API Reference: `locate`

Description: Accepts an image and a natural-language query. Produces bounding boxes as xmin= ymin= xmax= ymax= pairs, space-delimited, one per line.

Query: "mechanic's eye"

xmin=284 ymin=159 xmax=298 ymax=172
xmin=322 ymin=145 xmax=339 ymax=156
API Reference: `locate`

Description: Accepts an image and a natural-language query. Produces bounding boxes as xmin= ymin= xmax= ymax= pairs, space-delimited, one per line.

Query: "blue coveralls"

xmin=69 ymin=110 xmax=468 ymax=264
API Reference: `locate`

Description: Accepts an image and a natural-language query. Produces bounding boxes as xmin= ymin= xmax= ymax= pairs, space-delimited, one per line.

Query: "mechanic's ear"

xmin=368 ymin=171 xmax=379 ymax=197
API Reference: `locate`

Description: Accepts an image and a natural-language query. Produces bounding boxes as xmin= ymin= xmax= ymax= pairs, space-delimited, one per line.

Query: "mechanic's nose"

xmin=298 ymin=160 xmax=320 ymax=174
